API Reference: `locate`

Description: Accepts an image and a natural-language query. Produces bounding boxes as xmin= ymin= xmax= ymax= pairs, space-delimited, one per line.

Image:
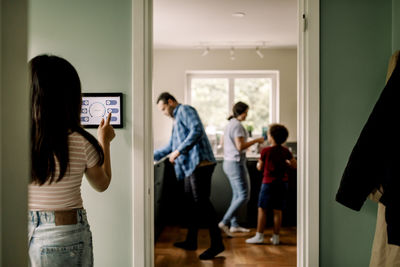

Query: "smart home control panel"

xmin=81 ymin=93 xmax=123 ymax=128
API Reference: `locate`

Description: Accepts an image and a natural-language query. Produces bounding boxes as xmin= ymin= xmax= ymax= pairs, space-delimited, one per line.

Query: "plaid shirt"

xmin=154 ymin=104 xmax=215 ymax=180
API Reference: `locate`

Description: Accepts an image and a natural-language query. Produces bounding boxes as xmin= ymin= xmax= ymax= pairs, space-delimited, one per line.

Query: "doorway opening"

xmin=145 ymin=0 xmax=320 ymax=266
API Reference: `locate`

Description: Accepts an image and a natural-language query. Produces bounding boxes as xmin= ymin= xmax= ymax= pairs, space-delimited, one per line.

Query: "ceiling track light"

xmin=201 ymin=47 xmax=210 ymax=56
xmin=256 ymin=47 xmax=264 ymax=59
xmin=232 ymin=12 xmax=246 ymax=18
xmin=230 ymin=47 xmax=235 ymax=60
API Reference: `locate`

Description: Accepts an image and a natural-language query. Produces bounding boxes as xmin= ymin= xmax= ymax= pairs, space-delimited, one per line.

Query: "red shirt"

xmin=260 ymin=145 xmax=293 ymax=184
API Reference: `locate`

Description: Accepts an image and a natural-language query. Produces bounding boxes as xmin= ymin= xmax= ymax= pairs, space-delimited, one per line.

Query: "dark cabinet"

xmin=154 ymin=154 xmax=297 ymax=240
xmin=154 ymin=161 xmax=165 ymax=239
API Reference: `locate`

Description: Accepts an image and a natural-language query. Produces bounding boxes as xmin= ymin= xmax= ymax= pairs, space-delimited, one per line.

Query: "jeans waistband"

xmin=28 ymin=208 xmax=87 ymax=225
xmin=224 ymin=158 xmax=247 ymax=164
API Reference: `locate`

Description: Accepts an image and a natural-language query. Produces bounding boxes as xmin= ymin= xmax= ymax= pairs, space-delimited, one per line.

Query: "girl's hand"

xmin=97 ymin=113 xmax=116 ymax=145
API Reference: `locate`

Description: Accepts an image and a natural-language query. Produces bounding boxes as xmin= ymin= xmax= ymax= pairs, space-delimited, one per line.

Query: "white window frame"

xmin=185 ymin=70 xmax=280 ymax=126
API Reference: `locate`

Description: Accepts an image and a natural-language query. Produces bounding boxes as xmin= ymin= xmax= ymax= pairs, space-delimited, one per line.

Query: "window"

xmin=186 ymin=71 xmax=279 ymax=155
xmin=190 ymin=78 xmax=229 ymax=137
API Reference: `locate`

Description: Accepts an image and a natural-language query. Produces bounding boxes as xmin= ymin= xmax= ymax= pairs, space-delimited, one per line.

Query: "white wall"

xmin=1 ymin=0 xmax=29 ymax=266
xmin=153 ymin=48 xmax=297 ymax=148
xmin=29 ymin=1 xmax=132 ymax=266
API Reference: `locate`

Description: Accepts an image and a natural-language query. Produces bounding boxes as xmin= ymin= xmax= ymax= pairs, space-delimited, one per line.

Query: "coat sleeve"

xmin=336 ymin=53 xmax=400 ymax=245
xmin=336 ymin=65 xmax=400 ymax=211
xmin=336 ymin=136 xmax=381 ymax=211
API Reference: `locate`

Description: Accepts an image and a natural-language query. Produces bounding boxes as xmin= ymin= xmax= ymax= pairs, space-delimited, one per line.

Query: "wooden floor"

xmin=155 ymin=226 xmax=297 ymax=267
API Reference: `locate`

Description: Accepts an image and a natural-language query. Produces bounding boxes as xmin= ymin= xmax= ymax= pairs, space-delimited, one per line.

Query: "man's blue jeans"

xmin=221 ymin=159 xmax=250 ymax=227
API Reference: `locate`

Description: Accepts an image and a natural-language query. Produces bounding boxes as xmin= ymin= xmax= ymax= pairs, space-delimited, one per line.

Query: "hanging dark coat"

xmin=336 ymin=58 xmax=400 ymax=246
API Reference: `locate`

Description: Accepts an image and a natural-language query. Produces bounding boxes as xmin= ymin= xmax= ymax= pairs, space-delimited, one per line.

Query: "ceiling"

xmin=153 ymin=0 xmax=298 ymax=49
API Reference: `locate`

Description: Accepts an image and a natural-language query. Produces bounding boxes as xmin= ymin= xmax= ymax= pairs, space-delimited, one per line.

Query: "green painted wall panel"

xmin=393 ymin=0 xmax=400 ymax=51
xmin=320 ymin=0 xmax=392 ymax=266
xmin=28 ymin=1 xmax=132 ymax=266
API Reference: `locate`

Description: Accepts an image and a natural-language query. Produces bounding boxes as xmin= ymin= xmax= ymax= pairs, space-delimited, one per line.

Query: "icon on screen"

xmin=107 ymin=108 xmax=119 ymax=113
xmin=106 ymin=100 xmax=118 ymax=105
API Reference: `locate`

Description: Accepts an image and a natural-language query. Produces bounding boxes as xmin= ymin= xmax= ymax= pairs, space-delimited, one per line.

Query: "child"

xmin=28 ymin=55 xmax=115 ymax=265
xmin=246 ymin=124 xmax=296 ymax=245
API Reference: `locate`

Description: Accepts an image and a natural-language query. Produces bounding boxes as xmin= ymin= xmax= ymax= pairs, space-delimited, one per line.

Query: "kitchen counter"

xmin=154 ymin=150 xmax=297 ymax=240
xmin=214 ymin=141 xmax=297 ymax=160
xmin=214 ymin=155 xmax=260 ymax=161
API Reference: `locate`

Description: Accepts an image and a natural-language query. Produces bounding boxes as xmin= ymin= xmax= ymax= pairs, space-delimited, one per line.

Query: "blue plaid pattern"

xmin=154 ymin=104 xmax=216 ymax=180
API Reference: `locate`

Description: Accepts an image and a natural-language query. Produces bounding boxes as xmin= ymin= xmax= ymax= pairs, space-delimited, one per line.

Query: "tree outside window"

xmin=188 ymin=71 xmax=279 ymax=156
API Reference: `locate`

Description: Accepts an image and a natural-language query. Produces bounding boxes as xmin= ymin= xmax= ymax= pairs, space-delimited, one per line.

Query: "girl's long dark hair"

xmin=30 ymin=55 xmax=104 ymax=185
xmin=228 ymin=101 xmax=249 ymax=120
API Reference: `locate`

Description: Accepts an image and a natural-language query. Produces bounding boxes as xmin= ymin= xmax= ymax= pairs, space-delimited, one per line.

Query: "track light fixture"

xmin=201 ymin=47 xmax=210 ymax=56
xmin=230 ymin=47 xmax=235 ymax=60
xmin=256 ymin=47 xmax=264 ymax=58
xmin=197 ymin=42 xmax=268 ymax=60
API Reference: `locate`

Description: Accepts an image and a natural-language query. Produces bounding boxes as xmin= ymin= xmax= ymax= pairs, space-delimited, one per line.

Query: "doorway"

xmin=144 ymin=0 xmax=320 ymax=266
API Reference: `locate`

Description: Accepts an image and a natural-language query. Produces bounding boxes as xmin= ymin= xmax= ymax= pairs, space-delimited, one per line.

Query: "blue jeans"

xmin=221 ymin=160 xmax=250 ymax=227
xmin=28 ymin=209 xmax=93 ymax=267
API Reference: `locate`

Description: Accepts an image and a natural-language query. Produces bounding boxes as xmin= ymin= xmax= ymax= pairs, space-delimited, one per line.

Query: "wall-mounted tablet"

xmin=81 ymin=93 xmax=123 ymax=128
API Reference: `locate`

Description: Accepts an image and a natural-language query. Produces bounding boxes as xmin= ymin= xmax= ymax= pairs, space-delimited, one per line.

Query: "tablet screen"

xmin=81 ymin=93 xmax=123 ymax=128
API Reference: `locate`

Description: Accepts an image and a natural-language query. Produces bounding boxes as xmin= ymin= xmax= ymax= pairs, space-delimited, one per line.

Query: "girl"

xmin=28 ymin=55 xmax=115 ymax=266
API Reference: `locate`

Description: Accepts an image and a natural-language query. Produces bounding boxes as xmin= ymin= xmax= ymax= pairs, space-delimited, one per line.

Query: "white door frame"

xmin=132 ymin=0 xmax=154 ymax=266
xmin=297 ymin=0 xmax=320 ymax=266
xmin=131 ymin=0 xmax=320 ymax=266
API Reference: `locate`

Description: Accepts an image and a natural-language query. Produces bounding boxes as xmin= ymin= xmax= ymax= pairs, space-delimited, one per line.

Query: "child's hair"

xmin=30 ymin=54 xmax=104 ymax=185
xmin=269 ymin=124 xmax=289 ymax=145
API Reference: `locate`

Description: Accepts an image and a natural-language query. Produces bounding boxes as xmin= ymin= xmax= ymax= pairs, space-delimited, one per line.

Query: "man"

xmin=154 ymin=92 xmax=224 ymax=260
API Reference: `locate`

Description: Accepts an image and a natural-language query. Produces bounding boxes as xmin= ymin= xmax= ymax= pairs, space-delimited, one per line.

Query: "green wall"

xmin=1 ymin=1 xmax=29 ymax=266
xmin=320 ymin=0 xmax=392 ymax=266
xmin=393 ymin=0 xmax=400 ymax=51
xmin=29 ymin=1 xmax=132 ymax=266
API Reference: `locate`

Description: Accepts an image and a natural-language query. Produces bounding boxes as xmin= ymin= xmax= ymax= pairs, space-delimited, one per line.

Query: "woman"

xmin=28 ymin=55 xmax=115 ymax=266
xmin=218 ymin=102 xmax=264 ymax=236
